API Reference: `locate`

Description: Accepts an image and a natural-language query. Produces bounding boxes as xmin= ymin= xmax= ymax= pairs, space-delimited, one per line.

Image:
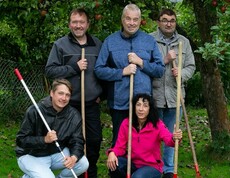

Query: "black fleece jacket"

xmin=45 ymin=33 xmax=103 ymax=104
xmin=15 ymin=96 xmax=84 ymax=160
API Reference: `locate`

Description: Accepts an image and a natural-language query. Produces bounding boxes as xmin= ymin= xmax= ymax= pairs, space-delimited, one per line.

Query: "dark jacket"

xmin=15 ymin=96 xmax=84 ymax=160
xmin=45 ymin=33 xmax=103 ymax=104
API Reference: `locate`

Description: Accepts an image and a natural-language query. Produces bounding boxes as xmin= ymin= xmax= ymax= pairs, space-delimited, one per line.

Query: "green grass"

xmin=1 ymin=107 xmax=230 ymax=178
xmin=0 ymin=120 xmax=20 ymax=177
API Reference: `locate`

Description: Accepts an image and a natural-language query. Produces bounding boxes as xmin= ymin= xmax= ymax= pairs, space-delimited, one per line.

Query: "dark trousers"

xmin=109 ymin=157 xmax=161 ymax=178
xmin=110 ymin=109 xmax=129 ymax=147
xmin=73 ymin=101 xmax=102 ymax=178
xmin=109 ymin=157 xmax=136 ymax=178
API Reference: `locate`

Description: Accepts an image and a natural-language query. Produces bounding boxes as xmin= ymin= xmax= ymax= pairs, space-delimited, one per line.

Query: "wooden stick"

xmin=173 ymin=41 xmax=182 ymax=178
xmin=127 ymin=74 xmax=134 ymax=178
xmin=181 ymin=98 xmax=202 ymax=178
xmin=172 ymin=61 xmax=202 ymax=178
xmin=81 ymin=48 xmax=88 ymax=178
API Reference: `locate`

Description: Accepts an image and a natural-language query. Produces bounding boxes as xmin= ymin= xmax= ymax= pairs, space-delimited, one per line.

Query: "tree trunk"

xmin=190 ymin=0 xmax=230 ymax=142
xmin=200 ymin=60 xmax=230 ymax=139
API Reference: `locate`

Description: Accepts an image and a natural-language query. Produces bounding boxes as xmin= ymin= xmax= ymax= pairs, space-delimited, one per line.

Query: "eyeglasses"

xmin=159 ymin=19 xmax=176 ymax=24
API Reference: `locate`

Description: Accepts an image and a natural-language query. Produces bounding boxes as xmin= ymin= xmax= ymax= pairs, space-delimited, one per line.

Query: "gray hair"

xmin=121 ymin=3 xmax=141 ymax=19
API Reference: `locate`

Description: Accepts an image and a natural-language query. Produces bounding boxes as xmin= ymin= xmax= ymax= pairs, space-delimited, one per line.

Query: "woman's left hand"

xmin=173 ymin=126 xmax=182 ymax=141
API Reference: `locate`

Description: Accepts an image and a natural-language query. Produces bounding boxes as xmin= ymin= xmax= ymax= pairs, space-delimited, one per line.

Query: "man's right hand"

xmin=164 ymin=49 xmax=176 ymax=64
xmin=44 ymin=130 xmax=58 ymax=143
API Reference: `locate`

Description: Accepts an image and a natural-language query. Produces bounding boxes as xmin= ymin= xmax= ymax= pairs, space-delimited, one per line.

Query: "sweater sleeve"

xmin=141 ymin=36 xmax=165 ymax=78
xmin=16 ymin=106 xmax=48 ymax=149
xmin=108 ymin=118 xmax=129 ymax=156
xmin=45 ymin=42 xmax=80 ymax=79
xmin=158 ymin=120 xmax=175 ymax=147
xmin=181 ymin=38 xmax=196 ymax=83
xmin=94 ymin=37 xmax=124 ymax=82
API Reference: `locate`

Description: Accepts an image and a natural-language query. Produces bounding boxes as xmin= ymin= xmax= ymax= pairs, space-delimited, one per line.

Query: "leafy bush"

xmin=185 ymin=72 xmax=205 ymax=107
xmin=208 ymin=131 xmax=230 ymax=154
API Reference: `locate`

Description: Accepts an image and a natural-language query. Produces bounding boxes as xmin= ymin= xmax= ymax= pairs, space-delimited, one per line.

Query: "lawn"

xmin=0 ymin=107 xmax=229 ymax=178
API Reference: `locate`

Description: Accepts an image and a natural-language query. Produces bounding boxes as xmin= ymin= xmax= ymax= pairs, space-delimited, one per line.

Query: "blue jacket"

xmin=95 ymin=30 xmax=165 ymax=110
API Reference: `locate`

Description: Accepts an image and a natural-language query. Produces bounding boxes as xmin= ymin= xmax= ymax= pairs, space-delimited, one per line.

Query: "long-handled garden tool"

xmin=81 ymin=48 xmax=88 ymax=178
xmin=172 ymin=59 xmax=202 ymax=178
xmin=127 ymin=74 xmax=134 ymax=178
xmin=180 ymin=96 xmax=202 ymax=178
xmin=14 ymin=68 xmax=78 ymax=178
xmin=173 ymin=41 xmax=183 ymax=178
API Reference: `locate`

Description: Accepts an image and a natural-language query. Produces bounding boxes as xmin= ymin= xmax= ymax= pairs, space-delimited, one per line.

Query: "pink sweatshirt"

xmin=109 ymin=118 xmax=175 ymax=173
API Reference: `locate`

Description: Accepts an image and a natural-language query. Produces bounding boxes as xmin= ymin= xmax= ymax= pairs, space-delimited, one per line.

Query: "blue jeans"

xmin=17 ymin=147 xmax=89 ymax=178
xmin=158 ymin=107 xmax=182 ymax=174
xmin=109 ymin=157 xmax=161 ymax=178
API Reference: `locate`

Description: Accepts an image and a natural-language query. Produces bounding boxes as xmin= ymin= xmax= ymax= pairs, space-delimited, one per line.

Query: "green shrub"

xmin=185 ymin=72 xmax=205 ymax=107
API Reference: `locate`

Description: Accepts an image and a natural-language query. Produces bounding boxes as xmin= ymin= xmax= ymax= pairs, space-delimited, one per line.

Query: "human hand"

xmin=107 ymin=152 xmax=118 ymax=171
xmin=171 ymin=66 xmax=178 ymax=77
xmin=64 ymin=155 xmax=77 ymax=169
xmin=77 ymin=58 xmax=88 ymax=71
xmin=123 ymin=64 xmax=137 ymax=76
xmin=165 ymin=50 xmax=176 ymax=64
xmin=128 ymin=52 xmax=143 ymax=68
xmin=44 ymin=130 xmax=58 ymax=143
xmin=173 ymin=125 xmax=182 ymax=141
xmin=96 ymin=97 xmax=101 ymax=103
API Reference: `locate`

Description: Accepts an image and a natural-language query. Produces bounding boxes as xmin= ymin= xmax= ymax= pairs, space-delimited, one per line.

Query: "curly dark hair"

xmin=132 ymin=93 xmax=159 ymax=130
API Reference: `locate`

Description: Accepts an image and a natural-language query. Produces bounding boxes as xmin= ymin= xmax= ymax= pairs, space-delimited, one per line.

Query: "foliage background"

xmin=1 ymin=0 xmax=229 ymax=108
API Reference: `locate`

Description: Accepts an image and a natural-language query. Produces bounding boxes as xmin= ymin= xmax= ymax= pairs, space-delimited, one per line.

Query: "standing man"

xmin=150 ymin=9 xmax=196 ymax=178
xmin=16 ymin=79 xmax=89 ymax=178
xmin=95 ymin=4 xmax=165 ymax=146
xmin=45 ymin=8 xmax=102 ymax=178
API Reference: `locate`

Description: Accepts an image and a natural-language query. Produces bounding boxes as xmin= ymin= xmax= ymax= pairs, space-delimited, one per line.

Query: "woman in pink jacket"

xmin=106 ymin=93 xmax=182 ymax=178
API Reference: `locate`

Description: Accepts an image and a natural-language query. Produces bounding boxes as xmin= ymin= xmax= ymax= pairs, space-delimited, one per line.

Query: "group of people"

xmin=15 ymin=3 xmax=195 ymax=178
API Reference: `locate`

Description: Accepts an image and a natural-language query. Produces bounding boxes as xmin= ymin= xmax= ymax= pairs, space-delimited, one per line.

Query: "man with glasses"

xmin=150 ymin=9 xmax=195 ymax=178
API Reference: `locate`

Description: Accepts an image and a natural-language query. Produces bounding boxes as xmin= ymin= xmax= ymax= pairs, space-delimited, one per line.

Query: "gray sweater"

xmin=150 ymin=29 xmax=196 ymax=108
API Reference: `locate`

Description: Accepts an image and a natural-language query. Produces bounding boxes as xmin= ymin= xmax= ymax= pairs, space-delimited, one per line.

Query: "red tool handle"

xmin=14 ymin=68 xmax=23 ymax=80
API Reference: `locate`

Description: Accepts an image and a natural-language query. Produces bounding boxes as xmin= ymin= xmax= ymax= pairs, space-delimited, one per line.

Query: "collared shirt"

xmin=158 ymin=28 xmax=176 ymax=47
